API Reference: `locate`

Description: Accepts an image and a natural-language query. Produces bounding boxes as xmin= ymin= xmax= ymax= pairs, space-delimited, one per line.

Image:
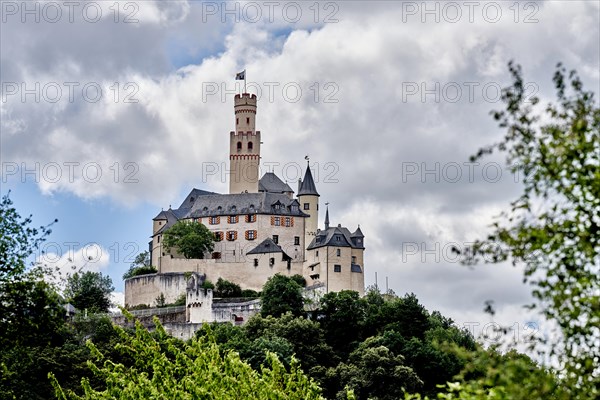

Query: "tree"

xmin=260 ymin=274 xmax=305 ymax=317
xmin=122 ymin=251 xmax=156 ymax=279
xmin=215 ymin=277 xmax=243 ymax=298
xmin=50 ymin=317 xmax=324 ymax=399
xmin=318 ymin=290 xmax=366 ymax=356
xmin=0 ymin=192 xmax=56 ymax=282
xmin=64 ymin=271 xmax=114 ymax=313
xmin=329 ymin=338 xmax=423 ymax=400
xmin=162 ymin=220 xmax=215 ymax=259
xmin=457 ymin=62 xmax=599 ymax=397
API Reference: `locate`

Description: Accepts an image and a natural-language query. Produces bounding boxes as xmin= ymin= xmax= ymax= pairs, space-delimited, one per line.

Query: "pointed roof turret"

xmin=351 ymin=225 xmax=364 ymax=238
xmin=325 ymin=203 xmax=330 ymax=230
xmin=298 ymin=163 xmax=319 ymax=196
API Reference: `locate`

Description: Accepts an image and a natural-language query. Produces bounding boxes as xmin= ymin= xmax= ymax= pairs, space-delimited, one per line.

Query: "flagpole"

xmin=244 ymin=73 xmax=247 ymax=94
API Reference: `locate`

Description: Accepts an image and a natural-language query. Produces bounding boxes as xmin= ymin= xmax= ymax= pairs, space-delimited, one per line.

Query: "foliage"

xmin=261 ymin=273 xmax=305 ymax=317
xmin=50 ymin=317 xmax=325 ymax=399
xmin=0 ymin=192 xmax=57 ymax=282
xmin=162 ymin=220 xmax=215 ymax=259
xmin=215 ymin=277 xmax=243 ymax=298
xmin=241 ymin=288 xmax=260 ymax=298
xmin=64 ymin=271 xmax=114 ymax=313
xmin=330 ymin=338 xmax=423 ymax=400
xmin=318 ymin=290 xmax=366 ymax=356
xmin=123 ymin=251 xmax=157 ymax=279
xmin=457 ymin=62 xmax=599 ymax=396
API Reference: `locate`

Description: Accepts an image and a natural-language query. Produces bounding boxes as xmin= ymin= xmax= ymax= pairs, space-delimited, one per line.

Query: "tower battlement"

xmin=230 ymin=130 xmax=261 ymax=136
xmin=234 ymin=93 xmax=257 ymax=107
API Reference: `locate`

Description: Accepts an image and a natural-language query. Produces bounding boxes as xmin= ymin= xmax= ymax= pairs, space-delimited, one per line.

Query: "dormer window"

xmin=231 ymin=206 xmax=237 ymax=213
xmin=291 ymin=204 xmax=298 ymax=212
xmin=249 ymin=204 xmax=255 ymax=212
xmin=203 ymin=207 xmax=208 ymax=213
xmin=190 ymin=197 xmax=195 ymax=202
xmin=217 ymin=206 xmax=222 ymax=213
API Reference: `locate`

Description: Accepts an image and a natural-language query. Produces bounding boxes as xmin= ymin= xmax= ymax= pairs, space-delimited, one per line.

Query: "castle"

xmin=125 ymin=91 xmax=365 ymax=308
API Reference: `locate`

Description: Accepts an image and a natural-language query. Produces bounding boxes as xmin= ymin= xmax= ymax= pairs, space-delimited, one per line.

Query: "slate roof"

xmin=307 ymin=225 xmax=365 ymax=250
xmin=351 ymin=264 xmax=363 ymax=273
xmin=298 ymin=165 xmax=319 ymax=196
xmin=259 ymin=172 xmax=294 ymax=194
xmin=246 ymin=238 xmax=291 ymax=259
xmin=152 ymin=189 xmax=308 ymax=237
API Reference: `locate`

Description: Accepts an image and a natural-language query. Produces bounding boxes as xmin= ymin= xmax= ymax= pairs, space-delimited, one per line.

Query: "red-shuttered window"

xmin=245 ymin=230 xmax=257 ymax=240
xmin=227 ymin=231 xmax=237 ymax=241
xmin=214 ymin=231 xmax=224 ymax=241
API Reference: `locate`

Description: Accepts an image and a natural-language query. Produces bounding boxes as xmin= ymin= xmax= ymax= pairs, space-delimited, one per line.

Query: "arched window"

xmin=248 ymin=141 xmax=253 ymax=151
xmin=237 ymin=142 xmax=242 ymax=152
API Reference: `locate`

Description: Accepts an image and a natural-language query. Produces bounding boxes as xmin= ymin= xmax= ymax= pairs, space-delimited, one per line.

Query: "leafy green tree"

xmin=244 ymin=313 xmax=338 ymax=373
xmin=50 ymin=317 xmax=324 ymax=399
xmin=318 ymin=290 xmax=366 ymax=356
xmin=215 ymin=277 xmax=243 ymax=298
xmin=329 ymin=337 xmax=423 ymax=400
xmin=122 ymin=251 xmax=156 ymax=279
xmin=163 ymin=220 xmax=215 ymax=259
xmin=261 ymin=274 xmax=305 ymax=317
xmin=458 ymin=62 xmax=599 ymax=396
xmin=64 ymin=271 xmax=114 ymax=313
xmin=0 ymin=192 xmax=56 ymax=282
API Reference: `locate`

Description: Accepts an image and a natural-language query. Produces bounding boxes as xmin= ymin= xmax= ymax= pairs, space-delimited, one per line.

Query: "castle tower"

xmin=229 ymin=93 xmax=261 ymax=194
xmin=297 ymin=163 xmax=319 ymax=248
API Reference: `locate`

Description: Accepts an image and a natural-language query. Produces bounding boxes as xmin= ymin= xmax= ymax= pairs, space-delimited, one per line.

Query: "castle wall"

xmin=124 ymin=273 xmax=188 ymax=307
xmin=159 ymin=257 xmax=303 ymax=293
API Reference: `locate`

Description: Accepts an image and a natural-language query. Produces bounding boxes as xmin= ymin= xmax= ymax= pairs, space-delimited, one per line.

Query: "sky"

xmin=1 ymin=0 xmax=598 ymax=353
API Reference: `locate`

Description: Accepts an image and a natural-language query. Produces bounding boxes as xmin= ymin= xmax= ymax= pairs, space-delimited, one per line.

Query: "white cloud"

xmin=37 ymin=243 xmax=110 ymax=289
xmin=3 ymin=0 xmax=598 ymax=358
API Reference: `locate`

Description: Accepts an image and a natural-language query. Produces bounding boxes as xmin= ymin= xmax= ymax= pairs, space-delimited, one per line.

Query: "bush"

xmin=123 ymin=265 xmax=157 ymax=280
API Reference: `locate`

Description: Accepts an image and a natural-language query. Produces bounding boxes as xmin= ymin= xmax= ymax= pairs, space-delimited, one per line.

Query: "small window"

xmin=237 ymin=142 xmax=242 ymax=152
xmin=231 ymin=206 xmax=237 ymax=213
xmin=157 ymin=236 xmax=160 ymax=243
xmin=303 ymin=203 xmax=310 ymax=210
xmin=272 ymin=235 xmax=279 ymax=244
xmin=210 ymin=216 xmax=219 ymax=225
xmin=269 ymin=257 xmax=275 ymax=266
xmin=291 ymin=205 xmax=298 ymax=212
xmin=294 ymin=236 xmax=300 ymax=245
xmin=334 ymin=265 xmax=341 ymax=273
xmin=247 ymin=230 xmax=255 ymax=240
xmin=316 ymin=250 xmax=319 ymax=257
xmin=212 ymin=252 xmax=221 ymax=259
xmin=254 ymin=258 xmax=259 ymax=267
xmin=249 ymin=204 xmax=255 ymax=212
xmin=285 ymin=217 xmax=291 ymax=227
xmin=336 ymin=236 xmax=341 ymax=242
xmin=337 ymin=249 xmax=341 ymax=257
xmin=227 ymin=231 xmax=236 ymax=241
xmin=246 ymin=117 xmax=250 ymax=124
xmin=352 ymin=256 xmax=357 ymax=264
xmin=229 ymin=215 xmax=238 ymax=224
xmin=236 ymin=118 xmax=239 ymax=125
xmin=274 ymin=217 xmax=280 ymax=226
xmin=217 ymin=206 xmax=222 ymax=212
xmin=248 ymin=142 xmax=253 ymax=151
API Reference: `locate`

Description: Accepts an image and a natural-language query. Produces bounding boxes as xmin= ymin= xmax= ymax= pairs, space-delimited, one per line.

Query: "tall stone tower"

xmin=229 ymin=93 xmax=261 ymax=194
xmin=297 ymin=163 xmax=319 ymax=248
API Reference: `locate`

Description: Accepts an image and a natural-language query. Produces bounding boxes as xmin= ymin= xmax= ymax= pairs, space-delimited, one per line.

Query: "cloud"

xmin=37 ymin=243 xmax=110 ymax=288
xmin=2 ymin=1 xmax=598 ymax=353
